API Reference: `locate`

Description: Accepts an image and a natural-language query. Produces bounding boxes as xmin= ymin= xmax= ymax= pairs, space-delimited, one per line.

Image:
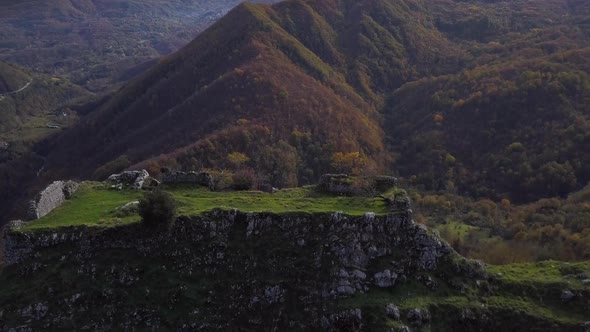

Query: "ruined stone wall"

xmin=318 ymin=174 xmax=398 ymax=196
xmin=161 ymin=171 xmax=212 ymax=187
xmin=26 ymin=181 xmax=78 ymax=220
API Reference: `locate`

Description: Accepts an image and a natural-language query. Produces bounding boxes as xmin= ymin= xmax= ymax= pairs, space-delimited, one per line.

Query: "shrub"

xmin=138 ymin=190 xmax=177 ymax=228
xmin=232 ymin=168 xmax=256 ymax=190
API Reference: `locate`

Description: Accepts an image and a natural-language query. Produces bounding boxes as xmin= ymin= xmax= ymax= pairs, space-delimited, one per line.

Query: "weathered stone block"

xmin=107 ymin=170 xmax=150 ymax=190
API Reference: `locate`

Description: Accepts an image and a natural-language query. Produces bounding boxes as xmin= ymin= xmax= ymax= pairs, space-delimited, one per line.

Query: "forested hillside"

xmin=1 ymin=0 xmax=590 ymax=264
xmin=0 ymin=0 xmax=277 ymax=91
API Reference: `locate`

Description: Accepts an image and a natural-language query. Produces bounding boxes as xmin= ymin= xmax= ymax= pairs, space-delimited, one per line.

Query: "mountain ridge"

xmin=2 ymin=0 xmax=590 ymax=222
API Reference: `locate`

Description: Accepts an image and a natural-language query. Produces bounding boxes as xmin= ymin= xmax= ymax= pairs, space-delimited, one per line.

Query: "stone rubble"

xmin=107 ymin=170 xmax=150 ymax=190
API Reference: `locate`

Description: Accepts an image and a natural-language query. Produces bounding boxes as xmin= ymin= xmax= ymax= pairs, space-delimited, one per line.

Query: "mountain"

xmin=0 ymin=0 xmax=278 ymax=91
xmin=2 ymin=0 xmax=590 ymax=222
xmin=0 ymin=61 xmax=91 ymax=223
xmin=0 ymin=61 xmax=90 ymax=152
xmin=36 ymin=0 xmax=465 ymax=186
xmin=384 ymin=0 xmax=590 ymax=202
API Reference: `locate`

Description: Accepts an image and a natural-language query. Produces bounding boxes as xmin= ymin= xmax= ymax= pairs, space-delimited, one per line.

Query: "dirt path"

xmin=0 ymin=79 xmax=33 ymax=96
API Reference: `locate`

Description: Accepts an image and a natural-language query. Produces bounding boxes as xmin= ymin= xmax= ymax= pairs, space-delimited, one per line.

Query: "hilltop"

xmin=1 ymin=0 xmax=590 ymax=259
xmin=1 ymin=175 xmax=589 ymax=330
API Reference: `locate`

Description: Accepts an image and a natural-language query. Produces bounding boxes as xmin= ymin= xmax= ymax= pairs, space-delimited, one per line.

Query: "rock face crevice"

xmin=1 ymin=208 xmax=455 ymax=330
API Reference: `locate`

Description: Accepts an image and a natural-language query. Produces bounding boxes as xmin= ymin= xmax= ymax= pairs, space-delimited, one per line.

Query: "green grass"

xmin=21 ymin=182 xmax=390 ymax=230
xmin=171 ymin=185 xmax=388 ymax=215
xmin=488 ymin=261 xmax=590 ymax=290
xmin=23 ymin=182 xmax=144 ymax=230
xmin=338 ymin=269 xmax=589 ymax=330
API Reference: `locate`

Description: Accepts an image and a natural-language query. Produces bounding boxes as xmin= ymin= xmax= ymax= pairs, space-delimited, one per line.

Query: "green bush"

xmin=232 ymin=168 xmax=256 ymax=191
xmin=138 ymin=190 xmax=177 ymax=228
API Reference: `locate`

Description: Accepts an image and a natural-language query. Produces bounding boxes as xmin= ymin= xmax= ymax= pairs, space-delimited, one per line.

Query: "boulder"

xmin=394 ymin=327 xmax=410 ymax=332
xmin=374 ymin=270 xmax=397 ymax=288
xmin=561 ymin=290 xmax=575 ymax=302
xmin=63 ymin=181 xmax=79 ymax=199
xmin=321 ymin=309 xmax=362 ymax=332
xmin=385 ymin=303 xmax=400 ymax=320
xmin=407 ymin=308 xmax=430 ymax=326
xmin=107 ymin=170 xmax=150 ymax=190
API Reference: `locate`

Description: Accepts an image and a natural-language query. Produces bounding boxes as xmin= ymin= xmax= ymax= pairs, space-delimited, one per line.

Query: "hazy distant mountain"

xmin=0 ymin=0 xmax=278 ymax=91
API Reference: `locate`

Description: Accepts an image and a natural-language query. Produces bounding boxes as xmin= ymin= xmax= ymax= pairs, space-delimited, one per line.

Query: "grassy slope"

xmin=22 ymin=182 xmax=390 ymax=230
xmin=0 ymin=61 xmax=90 ymax=144
xmin=339 ymin=260 xmax=590 ymax=330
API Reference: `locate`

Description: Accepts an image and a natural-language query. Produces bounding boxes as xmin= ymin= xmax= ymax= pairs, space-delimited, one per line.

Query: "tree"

xmin=139 ymin=190 xmax=177 ymax=229
xmin=227 ymin=152 xmax=250 ymax=170
xmin=232 ymin=168 xmax=256 ymax=190
xmin=434 ymin=113 xmax=444 ymax=125
xmin=331 ymin=152 xmax=368 ymax=175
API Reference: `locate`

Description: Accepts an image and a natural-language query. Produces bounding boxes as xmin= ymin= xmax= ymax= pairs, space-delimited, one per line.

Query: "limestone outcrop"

xmin=0 ymin=199 xmax=472 ymax=331
xmin=26 ymin=180 xmax=79 ymax=220
xmin=107 ymin=170 xmax=151 ymax=190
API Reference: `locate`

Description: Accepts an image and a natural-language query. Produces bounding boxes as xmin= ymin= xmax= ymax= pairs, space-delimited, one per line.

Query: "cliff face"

xmin=1 ymin=208 xmax=587 ymax=331
xmin=0 ymin=207 xmax=460 ymax=330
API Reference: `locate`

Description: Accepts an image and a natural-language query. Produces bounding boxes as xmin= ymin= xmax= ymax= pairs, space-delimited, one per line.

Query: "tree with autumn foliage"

xmin=331 ymin=152 xmax=368 ymax=176
xmin=227 ymin=152 xmax=250 ymax=170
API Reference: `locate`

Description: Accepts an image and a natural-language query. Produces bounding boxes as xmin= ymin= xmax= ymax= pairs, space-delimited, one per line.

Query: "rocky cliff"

xmin=1 ymin=207 xmax=587 ymax=331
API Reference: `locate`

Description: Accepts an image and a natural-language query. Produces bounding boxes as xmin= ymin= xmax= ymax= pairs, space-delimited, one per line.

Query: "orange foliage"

xmin=434 ymin=113 xmax=444 ymax=124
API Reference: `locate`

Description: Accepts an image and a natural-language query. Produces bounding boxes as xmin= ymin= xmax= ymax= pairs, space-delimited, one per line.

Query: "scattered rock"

xmin=385 ymin=303 xmax=400 ymax=320
xmin=0 ymin=141 xmax=8 ymax=151
xmin=263 ymin=285 xmax=285 ymax=304
xmin=63 ymin=180 xmax=79 ymax=199
xmin=115 ymin=201 xmax=140 ymax=217
xmin=122 ymin=201 xmax=140 ymax=210
xmin=394 ymin=327 xmax=411 ymax=332
xmin=7 ymin=220 xmax=26 ymax=231
xmin=143 ymin=177 xmax=161 ymax=189
xmin=107 ymin=170 xmax=150 ymax=190
xmin=374 ymin=270 xmax=397 ymax=288
xmin=561 ymin=290 xmax=575 ymax=302
xmin=407 ymin=308 xmax=430 ymax=326
xmin=20 ymin=302 xmax=48 ymax=320
xmin=321 ymin=309 xmax=362 ymax=332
